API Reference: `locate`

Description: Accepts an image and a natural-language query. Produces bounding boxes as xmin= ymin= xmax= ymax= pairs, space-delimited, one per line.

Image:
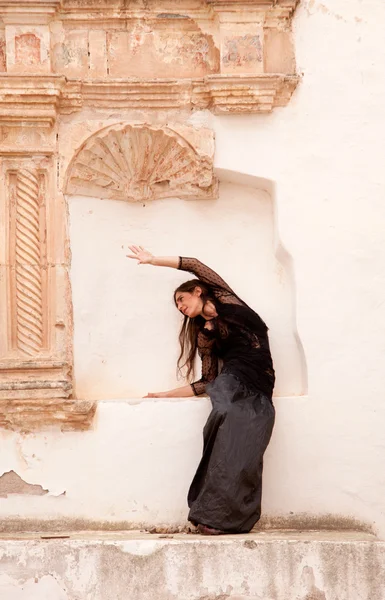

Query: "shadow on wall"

xmin=67 ymin=170 xmax=307 ymax=399
xmin=216 ymin=168 xmax=308 ymax=397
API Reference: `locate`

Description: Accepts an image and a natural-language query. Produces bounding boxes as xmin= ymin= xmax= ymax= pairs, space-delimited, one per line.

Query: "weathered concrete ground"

xmin=0 ymin=530 xmax=383 ymax=599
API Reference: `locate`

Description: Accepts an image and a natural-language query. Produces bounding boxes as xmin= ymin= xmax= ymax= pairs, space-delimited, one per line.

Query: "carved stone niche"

xmin=65 ymin=123 xmax=218 ymax=202
xmin=0 ymin=123 xmax=216 ymax=431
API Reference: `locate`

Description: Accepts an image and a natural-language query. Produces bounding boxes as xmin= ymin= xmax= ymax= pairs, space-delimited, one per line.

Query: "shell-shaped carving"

xmin=65 ymin=123 xmax=217 ymax=202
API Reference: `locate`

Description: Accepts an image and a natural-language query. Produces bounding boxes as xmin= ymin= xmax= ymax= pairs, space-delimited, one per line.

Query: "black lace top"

xmin=178 ymin=257 xmax=275 ymax=399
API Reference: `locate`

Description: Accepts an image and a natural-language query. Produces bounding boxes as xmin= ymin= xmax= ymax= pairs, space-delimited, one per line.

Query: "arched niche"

xmin=64 ymin=127 xmax=306 ymax=399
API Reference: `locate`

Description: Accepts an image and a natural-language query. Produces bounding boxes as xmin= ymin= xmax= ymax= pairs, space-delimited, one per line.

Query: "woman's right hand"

xmin=127 ymin=245 xmax=154 ymax=265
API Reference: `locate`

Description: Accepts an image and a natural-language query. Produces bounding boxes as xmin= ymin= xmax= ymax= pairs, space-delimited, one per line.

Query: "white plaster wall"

xmin=68 ymin=182 xmax=303 ymax=399
xmin=0 ymin=0 xmax=384 ymax=537
xmin=210 ymin=0 xmax=385 ymax=534
xmin=0 ymin=398 xmax=329 ymax=527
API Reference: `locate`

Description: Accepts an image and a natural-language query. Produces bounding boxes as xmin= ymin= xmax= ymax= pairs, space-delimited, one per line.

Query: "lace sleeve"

xmin=178 ymin=257 xmax=234 ymax=293
xmin=191 ymin=332 xmax=218 ymax=396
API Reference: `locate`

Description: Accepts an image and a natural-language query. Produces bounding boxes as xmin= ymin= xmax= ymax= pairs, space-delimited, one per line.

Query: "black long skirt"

xmin=188 ymin=372 xmax=275 ymax=533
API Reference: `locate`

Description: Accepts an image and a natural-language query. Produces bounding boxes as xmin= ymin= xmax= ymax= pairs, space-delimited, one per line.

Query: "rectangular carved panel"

xmin=8 ymin=168 xmax=48 ymax=356
xmin=0 ymin=156 xmax=74 ymax=416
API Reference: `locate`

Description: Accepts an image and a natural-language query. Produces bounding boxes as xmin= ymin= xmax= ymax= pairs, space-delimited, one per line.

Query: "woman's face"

xmin=175 ymin=288 xmax=203 ymax=318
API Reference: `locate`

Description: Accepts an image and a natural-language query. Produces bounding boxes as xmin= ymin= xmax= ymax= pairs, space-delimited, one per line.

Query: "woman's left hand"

xmin=143 ymin=385 xmax=195 ymax=398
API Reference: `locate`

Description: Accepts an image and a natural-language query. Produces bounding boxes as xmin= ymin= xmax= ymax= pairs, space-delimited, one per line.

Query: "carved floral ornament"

xmin=65 ymin=123 xmax=218 ymax=202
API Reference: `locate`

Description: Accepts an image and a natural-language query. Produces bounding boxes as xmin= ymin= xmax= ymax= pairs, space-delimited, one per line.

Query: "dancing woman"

xmin=128 ymin=246 xmax=275 ymax=534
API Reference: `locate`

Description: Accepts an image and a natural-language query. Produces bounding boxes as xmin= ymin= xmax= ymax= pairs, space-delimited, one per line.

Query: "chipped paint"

xmin=0 ymin=471 xmax=48 ymax=497
xmin=222 ymin=35 xmax=263 ymax=67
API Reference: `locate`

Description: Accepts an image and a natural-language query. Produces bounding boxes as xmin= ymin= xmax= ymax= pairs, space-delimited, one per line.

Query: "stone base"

xmin=0 ymin=530 xmax=383 ymax=599
xmin=0 ymin=398 xmax=96 ymax=431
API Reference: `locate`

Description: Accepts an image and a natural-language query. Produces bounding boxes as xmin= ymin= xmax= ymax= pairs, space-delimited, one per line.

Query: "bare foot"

xmin=196 ymin=524 xmax=226 ymax=535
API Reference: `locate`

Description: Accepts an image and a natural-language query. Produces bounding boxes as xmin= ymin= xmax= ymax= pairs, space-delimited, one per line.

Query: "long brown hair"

xmin=174 ymin=279 xmax=211 ymax=381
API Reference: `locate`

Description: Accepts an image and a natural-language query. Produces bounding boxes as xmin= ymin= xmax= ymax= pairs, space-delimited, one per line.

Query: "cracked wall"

xmin=0 ymin=534 xmax=384 ymax=599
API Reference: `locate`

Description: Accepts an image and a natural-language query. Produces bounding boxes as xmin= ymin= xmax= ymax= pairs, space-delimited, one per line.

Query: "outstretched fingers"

xmin=126 ymin=244 xmax=153 ymax=265
xmin=127 ymin=244 xmax=142 ymax=261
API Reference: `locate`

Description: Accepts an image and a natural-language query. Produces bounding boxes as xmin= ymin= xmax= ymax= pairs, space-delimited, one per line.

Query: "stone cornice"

xmin=0 ymin=75 xmax=66 ymax=126
xmin=206 ymin=0 xmax=298 ymax=16
xmin=0 ymin=0 xmax=60 ymax=22
xmin=196 ymin=74 xmax=299 ymax=113
xmin=67 ymin=75 xmax=300 ymax=114
xmin=0 ymin=0 xmax=60 ymax=7
xmin=0 ymin=0 xmax=298 ymax=24
xmin=0 ymin=75 xmax=299 ymax=121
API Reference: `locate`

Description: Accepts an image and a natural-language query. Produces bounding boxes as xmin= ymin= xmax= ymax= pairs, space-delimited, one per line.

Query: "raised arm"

xmin=178 ymin=257 xmax=234 ymax=293
xmin=127 ymin=247 xmax=233 ymax=292
xmin=127 ymin=245 xmax=179 ymax=268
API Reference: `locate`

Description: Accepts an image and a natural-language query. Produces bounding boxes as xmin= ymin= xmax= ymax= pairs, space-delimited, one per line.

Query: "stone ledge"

xmin=0 ymin=360 xmax=73 ymax=401
xmin=0 ymin=398 xmax=96 ymax=432
xmin=0 ymin=530 xmax=383 ymax=599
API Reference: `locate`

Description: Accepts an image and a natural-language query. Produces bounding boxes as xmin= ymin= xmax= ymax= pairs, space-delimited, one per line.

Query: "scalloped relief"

xmin=65 ymin=123 xmax=218 ymax=202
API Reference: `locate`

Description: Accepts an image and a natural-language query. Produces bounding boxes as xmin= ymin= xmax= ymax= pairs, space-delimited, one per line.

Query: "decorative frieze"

xmin=0 ymin=0 xmax=299 ymax=118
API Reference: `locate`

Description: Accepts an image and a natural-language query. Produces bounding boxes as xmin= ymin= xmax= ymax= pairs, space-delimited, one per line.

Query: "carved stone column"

xmin=9 ymin=166 xmax=47 ymax=356
xmin=0 ymin=153 xmax=93 ymax=430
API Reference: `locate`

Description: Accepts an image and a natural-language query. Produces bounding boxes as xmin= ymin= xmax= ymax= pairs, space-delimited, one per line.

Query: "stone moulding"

xmin=0 ymin=75 xmax=65 ymax=127
xmin=0 ymin=398 xmax=96 ymax=432
xmin=67 ymin=75 xmax=299 ymax=113
xmin=65 ymin=123 xmax=218 ymax=202
xmin=207 ymin=0 xmax=299 ymax=23
xmin=0 ymin=361 xmax=72 ymax=401
xmin=195 ymin=74 xmax=299 ymax=113
xmin=0 ymin=75 xmax=299 ymax=119
xmin=0 ymin=361 xmax=95 ymax=432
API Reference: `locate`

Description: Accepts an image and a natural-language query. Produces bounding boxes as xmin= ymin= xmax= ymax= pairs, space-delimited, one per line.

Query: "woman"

xmin=127 ymin=245 xmax=275 ymax=535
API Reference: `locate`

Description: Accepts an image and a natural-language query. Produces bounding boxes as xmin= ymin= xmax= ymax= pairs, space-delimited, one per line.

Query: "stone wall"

xmin=0 ymin=0 xmax=384 ymax=542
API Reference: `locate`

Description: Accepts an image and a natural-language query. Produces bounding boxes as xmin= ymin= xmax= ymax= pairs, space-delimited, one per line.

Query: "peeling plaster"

xmin=0 ymin=471 xmax=65 ymax=498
